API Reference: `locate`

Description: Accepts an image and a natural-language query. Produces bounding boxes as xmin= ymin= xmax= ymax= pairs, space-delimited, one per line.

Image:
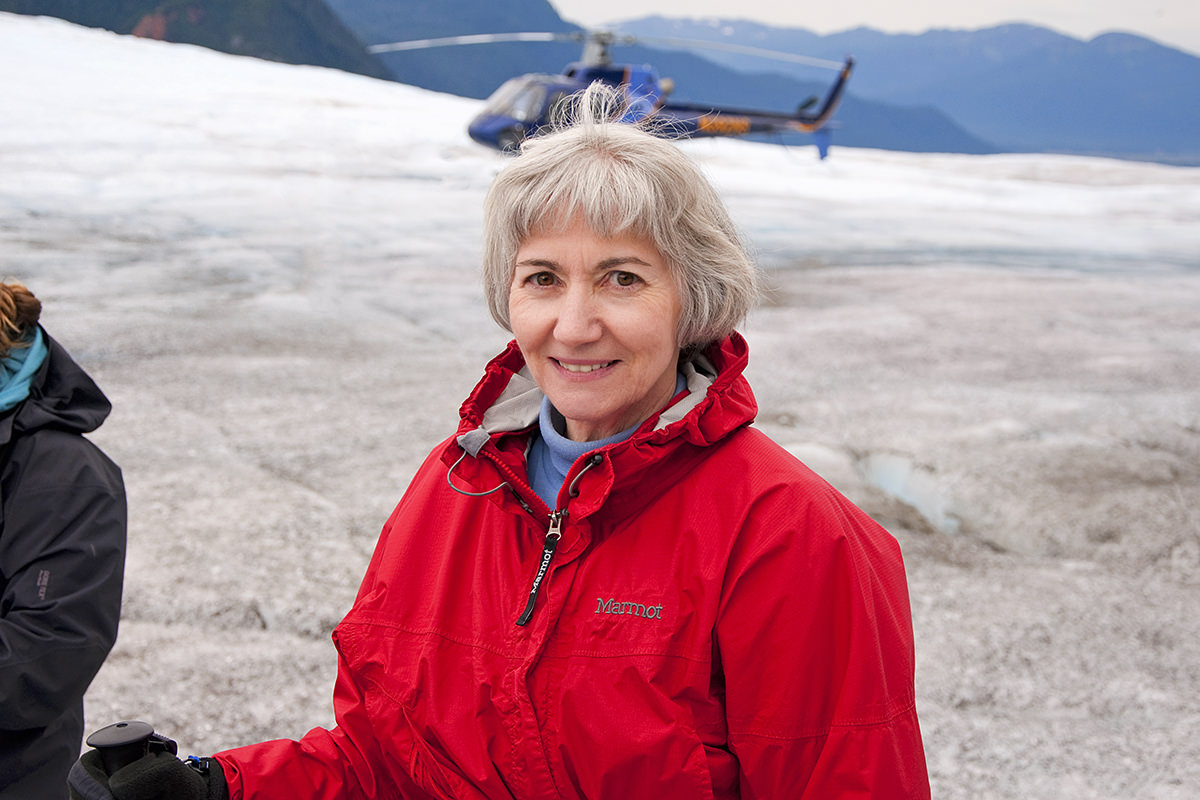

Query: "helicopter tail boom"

xmin=793 ymin=56 xmax=854 ymax=132
xmin=660 ymin=56 xmax=853 ymax=134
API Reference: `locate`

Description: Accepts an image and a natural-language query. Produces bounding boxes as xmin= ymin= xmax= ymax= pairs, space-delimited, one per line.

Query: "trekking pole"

xmin=85 ymin=721 xmax=178 ymax=774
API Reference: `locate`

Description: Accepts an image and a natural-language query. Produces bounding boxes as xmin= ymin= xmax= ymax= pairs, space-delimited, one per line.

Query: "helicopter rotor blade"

xmin=367 ymin=29 xmax=843 ymax=73
xmin=368 ymin=32 xmax=571 ymax=54
xmin=633 ymin=35 xmax=846 ymax=71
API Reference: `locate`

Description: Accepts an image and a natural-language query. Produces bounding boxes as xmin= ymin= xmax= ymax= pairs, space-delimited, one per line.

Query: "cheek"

xmin=654 ymin=283 xmax=684 ymax=348
xmin=649 ymin=297 xmax=684 ymax=350
xmin=506 ymin=287 xmax=527 ymax=328
xmin=506 ymin=295 xmax=542 ymax=347
xmin=617 ymin=312 xmax=679 ymax=367
xmin=505 ymin=282 xmax=519 ymax=327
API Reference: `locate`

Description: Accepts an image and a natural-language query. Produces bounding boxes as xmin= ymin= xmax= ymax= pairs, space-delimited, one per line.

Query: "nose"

xmin=553 ymin=286 xmax=602 ymax=346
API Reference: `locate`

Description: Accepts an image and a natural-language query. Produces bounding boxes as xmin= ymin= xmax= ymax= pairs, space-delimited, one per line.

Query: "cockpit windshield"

xmin=481 ymin=77 xmax=549 ymax=122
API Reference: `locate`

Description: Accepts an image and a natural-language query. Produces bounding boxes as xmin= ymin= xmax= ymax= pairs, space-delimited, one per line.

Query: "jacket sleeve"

xmin=716 ymin=478 xmax=930 ymax=799
xmin=0 ymin=432 xmax=126 ymax=730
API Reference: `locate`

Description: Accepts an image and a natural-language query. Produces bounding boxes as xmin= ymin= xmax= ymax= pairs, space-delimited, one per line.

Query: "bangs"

xmin=504 ymin=137 xmax=675 ymax=246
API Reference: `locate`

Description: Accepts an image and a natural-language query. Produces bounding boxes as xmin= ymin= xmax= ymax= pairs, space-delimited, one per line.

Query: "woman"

xmin=72 ymin=86 xmax=929 ymax=799
xmin=0 ymin=282 xmax=127 ymax=799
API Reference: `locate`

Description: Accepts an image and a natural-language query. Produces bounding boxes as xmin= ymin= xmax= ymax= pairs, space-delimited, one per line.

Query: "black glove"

xmin=69 ymin=743 xmax=228 ymax=800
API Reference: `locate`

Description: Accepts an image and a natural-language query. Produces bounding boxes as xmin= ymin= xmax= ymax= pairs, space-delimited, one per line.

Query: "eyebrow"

xmin=514 ymin=255 xmax=655 ymax=271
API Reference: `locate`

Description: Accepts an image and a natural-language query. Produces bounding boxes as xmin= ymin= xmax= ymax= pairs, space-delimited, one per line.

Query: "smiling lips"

xmin=555 ymin=359 xmax=617 ymax=374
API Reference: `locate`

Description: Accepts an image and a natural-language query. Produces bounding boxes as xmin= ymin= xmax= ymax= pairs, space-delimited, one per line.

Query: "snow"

xmin=3 ymin=12 xmax=1199 ymax=798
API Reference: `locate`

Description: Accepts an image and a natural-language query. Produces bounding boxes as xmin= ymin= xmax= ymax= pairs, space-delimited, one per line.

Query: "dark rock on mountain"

xmin=0 ymin=0 xmax=392 ymax=79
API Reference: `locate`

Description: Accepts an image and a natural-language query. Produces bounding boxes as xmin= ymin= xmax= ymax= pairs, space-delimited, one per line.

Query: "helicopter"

xmin=369 ymin=30 xmax=854 ymax=157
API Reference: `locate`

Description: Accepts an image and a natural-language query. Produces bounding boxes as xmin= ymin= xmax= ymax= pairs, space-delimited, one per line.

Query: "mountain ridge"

xmin=616 ymin=16 xmax=1200 ymax=162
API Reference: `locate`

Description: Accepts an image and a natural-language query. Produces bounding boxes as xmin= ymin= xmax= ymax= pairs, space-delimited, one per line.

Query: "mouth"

xmin=553 ymin=359 xmax=617 ymax=374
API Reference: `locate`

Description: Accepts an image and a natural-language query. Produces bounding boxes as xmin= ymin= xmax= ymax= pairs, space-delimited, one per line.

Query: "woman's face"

xmin=509 ymin=216 xmax=683 ymax=442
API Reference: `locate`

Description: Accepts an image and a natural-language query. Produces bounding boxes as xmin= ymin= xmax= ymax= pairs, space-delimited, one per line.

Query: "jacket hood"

xmin=3 ymin=329 xmax=112 ymax=442
xmin=448 ymin=333 xmax=758 ymax=516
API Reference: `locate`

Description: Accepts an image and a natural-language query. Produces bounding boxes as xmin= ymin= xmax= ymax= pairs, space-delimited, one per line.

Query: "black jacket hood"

xmin=4 ymin=328 xmax=111 ymax=441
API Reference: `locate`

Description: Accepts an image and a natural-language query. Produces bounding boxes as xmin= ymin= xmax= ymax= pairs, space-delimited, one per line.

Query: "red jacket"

xmin=216 ymin=334 xmax=929 ymax=798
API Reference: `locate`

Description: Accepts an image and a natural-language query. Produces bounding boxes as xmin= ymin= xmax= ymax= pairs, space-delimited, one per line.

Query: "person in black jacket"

xmin=0 ymin=282 xmax=127 ymax=799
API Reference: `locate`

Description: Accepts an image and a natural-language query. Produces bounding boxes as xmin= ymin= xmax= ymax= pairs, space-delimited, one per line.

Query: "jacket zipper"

xmin=467 ymin=447 xmax=563 ymax=626
xmin=472 ymin=446 xmax=602 ymax=627
xmin=516 ymin=509 xmax=565 ymax=626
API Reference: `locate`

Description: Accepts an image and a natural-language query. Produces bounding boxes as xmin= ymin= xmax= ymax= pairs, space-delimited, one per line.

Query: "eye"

xmin=612 ymin=271 xmax=640 ymax=287
xmin=526 ymin=271 xmax=556 ymax=287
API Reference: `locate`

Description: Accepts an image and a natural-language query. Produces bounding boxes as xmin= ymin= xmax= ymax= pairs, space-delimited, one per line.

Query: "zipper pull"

xmin=516 ymin=510 xmax=565 ymax=626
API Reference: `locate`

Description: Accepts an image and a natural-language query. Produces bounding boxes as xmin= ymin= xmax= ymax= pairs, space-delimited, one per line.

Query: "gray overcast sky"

xmin=551 ymin=0 xmax=1200 ymax=56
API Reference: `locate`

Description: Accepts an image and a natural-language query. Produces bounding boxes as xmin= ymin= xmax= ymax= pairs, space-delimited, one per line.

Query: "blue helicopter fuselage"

xmin=467 ymin=57 xmax=853 ymax=153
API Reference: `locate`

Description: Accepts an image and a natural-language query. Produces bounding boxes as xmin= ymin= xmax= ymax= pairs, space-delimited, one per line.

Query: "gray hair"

xmin=481 ymin=83 xmax=760 ymax=349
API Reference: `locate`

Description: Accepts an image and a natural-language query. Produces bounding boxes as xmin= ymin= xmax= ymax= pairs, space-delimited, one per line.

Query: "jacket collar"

xmin=451 ymin=335 xmax=758 ymax=510
xmin=453 ymin=333 xmax=757 ymax=465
